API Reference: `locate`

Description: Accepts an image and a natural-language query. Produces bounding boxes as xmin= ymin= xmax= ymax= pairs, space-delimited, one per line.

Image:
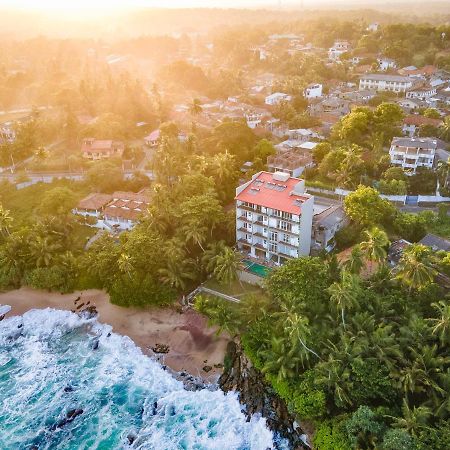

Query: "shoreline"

xmin=0 ymin=287 xmax=229 ymax=384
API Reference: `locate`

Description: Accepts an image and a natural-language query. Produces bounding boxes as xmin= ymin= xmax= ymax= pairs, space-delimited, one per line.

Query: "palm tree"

xmin=181 ymin=223 xmax=208 ymax=252
xmin=118 ymin=253 xmax=134 ymax=278
xmin=343 ymin=244 xmax=364 ymax=274
xmin=238 ymin=293 xmax=270 ymax=327
xmin=327 ymin=271 xmax=361 ymax=328
xmin=439 ymin=116 xmax=450 ymax=142
xmin=201 ymin=241 xmax=226 ymax=273
xmin=0 ymin=204 xmax=13 ymax=237
xmin=210 ymin=246 xmax=244 ymax=285
xmin=395 ymin=244 xmax=436 ymax=291
xmin=428 ymin=301 xmax=450 ymax=345
xmin=388 ymin=399 xmax=431 ymax=437
xmin=359 ymin=227 xmax=389 ymax=264
xmin=260 ymin=336 xmax=300 ymax=381
xmin=28 ymin=236 xmax=61 ymax=268
xmin=210 ymin=151 xmax=236 ymax=183
xmin=284 ymin=311 xmax=320 ymax=365
xmin=159 ymin=258 xmax=196 ymax=291
xmin=189 ymin=98 xmax=203 ymax=116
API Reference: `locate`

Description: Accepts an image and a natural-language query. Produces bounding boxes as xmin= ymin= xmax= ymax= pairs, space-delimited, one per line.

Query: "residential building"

xmin=389 ymin=137 xmax=437 ymax=175
xmin=309 ymin=96 xmax=350 ymax=116
xmin=0 ymin=124 xmax=15 ymax=144
xmin=267 ymin=149 xmax=313 ymax=178
xmin=304 ymin=83 xmax=323 ymax=99
xmin=406 ymin=83 xmax=437 ymax=100
xmin=377 ymin=57 xmax=397 ymax=71
xmin=144 ymin=129 xmax=160 ymax=147
xmin=359 ymin=74 xmax=412 ymax=93
xmin=367 ymin=22 xmax=379 ymax=32
xmin=419 ymin=233 xmax=450 ymax=252
xmin=74 ymin=190 xmax=151 ymax=231
xmin=402 ymin=115 xmax=443 ymax=137
xmin=235 ymin=171 xmax=314 ymax=264
xmin=81 ymin=138 xmax=125 ymax=160
xmin=311 ymin=204 xmax=349 ymax=254
xmin=265 ymin=92 xmax=292 ymax=105
xmin=328 ymin=40 xmax=351 ymax=60
xmin=398 ymin=98 xmax=421 ymax=111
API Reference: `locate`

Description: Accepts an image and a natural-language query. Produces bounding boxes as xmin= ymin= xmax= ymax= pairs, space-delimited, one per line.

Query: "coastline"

xmin=0 ymin=287 xmax=229 ymax=383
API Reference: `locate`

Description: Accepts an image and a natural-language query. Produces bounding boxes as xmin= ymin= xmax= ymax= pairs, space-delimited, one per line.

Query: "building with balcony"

xmin=235 ymin=171 xmax=314 ymax=265
xmin=389 ymin=137 xmax=437 ymax=175
xmin=267 ymin=150 xmax=313 ymax=178
xmin=359 ymin=74 xmax=412 ymax=93
xmin=304 ymin=83 xmax=323 ymax=99
xmin=81 ymin=138 xmax=125 ymax=160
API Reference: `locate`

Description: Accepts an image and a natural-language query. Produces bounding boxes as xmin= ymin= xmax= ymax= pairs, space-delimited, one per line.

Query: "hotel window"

xmin=244 ymin=222 xmax=251 ymax=230
xmin=269 ymin=243 xmax=278 ymax=253
xmin=270 ymin=231 xmax=278 ymax=241
xmin=281 ymin=211 xmax=292 ymax=220
xmin=279 ymin=220 xmax=292 ymax=232
xmin=282 ymin=234 xmax=290 ymax=243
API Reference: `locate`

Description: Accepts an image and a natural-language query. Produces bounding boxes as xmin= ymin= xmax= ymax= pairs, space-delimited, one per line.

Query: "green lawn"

xmin=0 ymin=179 xmax=91 ymax=225
xmin=203 ymin=278 xmax=267 ymax=300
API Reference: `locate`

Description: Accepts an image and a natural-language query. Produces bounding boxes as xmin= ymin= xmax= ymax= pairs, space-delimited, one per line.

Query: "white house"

xmin=359 ymin=74 xmax=412 ymax=93
xmin=367 ymin=23 xmax=379 ymax=32
xmin=74 ymin=190 xmax=151 ymax=231
xmin=389 ymin=137 xmax=437 ymax=175
xmin=328 ymin=40 xmax=351 ymax=61
xmin=235 ymin=171 xmax=314 ymax=264
xmin=406 ymin=83 xmax=437 ymax=100
xmin=377 ymin=57 xmax=397 ymax=71
xmin=265 ymin=92 xmax=292 ymax=105
xmin=304 ymin=83 xmax=323 ymax=99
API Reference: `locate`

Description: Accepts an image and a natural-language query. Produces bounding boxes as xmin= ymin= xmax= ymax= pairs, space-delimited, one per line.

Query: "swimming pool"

xmin=243 ymin=259 xmax=271 ymax=278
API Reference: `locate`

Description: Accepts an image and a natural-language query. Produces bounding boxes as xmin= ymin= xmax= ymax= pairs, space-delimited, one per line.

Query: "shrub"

xmin=314 ymin=419 xmax=351 ymax=450
xmin=24 ymin=266 xmax=75 ymax=293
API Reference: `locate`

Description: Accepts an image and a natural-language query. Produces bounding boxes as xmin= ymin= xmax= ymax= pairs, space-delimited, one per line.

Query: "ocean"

xmin=0 ymin=308 xmax=285 ymax=450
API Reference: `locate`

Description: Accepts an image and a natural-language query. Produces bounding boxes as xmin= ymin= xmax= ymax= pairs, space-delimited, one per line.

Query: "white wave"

xmin=0 ymin=308 xmax=282 ymax=450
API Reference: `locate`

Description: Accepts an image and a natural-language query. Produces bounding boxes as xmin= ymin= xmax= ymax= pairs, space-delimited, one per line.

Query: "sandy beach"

xmin=0 ymin=287 xmax=229 ymax=383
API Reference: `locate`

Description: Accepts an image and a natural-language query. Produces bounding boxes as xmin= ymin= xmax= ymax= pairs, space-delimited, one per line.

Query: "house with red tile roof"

xmin=81 ymin=138 xmax=125 ymax=160
xmin=74 ymin=189 xmax=151 ymax=231
xmin=235 ymin=171 xmax=314 ymax=264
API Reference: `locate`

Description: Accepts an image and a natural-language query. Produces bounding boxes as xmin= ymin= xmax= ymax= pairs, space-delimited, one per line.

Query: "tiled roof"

xmin=235 ymin=171 xmax=311 ymax=215
xmin=77 ymin=193 xmax=112 ymax=210
xmin=403 ymin=115 xmax=442 ymax=127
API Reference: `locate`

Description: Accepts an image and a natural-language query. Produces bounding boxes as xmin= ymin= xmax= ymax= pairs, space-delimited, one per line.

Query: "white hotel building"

xmin=359 ymin=74 xmax=412 ymax=93
xmin=235 ymin=171 xmax=314 ymax=265
xmin=389 ymin=137 xmax=437 ymax=175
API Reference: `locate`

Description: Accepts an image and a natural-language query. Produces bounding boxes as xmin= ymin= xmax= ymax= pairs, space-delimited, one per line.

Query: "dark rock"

xmin=219 ymin=341 xmax=310 ymax=449
xmin=51 ymin=408 xmax=83 ymax=431
xmin=107 ymin=332 xmax=111 ymax=337
xmin=74 ymin=296 xmax=81 ymax=304
xmin=202 ymin=365 xmax=212 ymax=373
xmin=214 ymin=363 xmax=223 ymax=369
xmin=152 ymin=343 xmax=169 ymax=354
xmin=127 ymin=433 xmax=136 ymax=445
xmin=152 ymin=401 xmax=158 ymax=415
xmin=76 ymin=303 xmax=85 ymax=310
xmin=78 ymin=305 xmax=98 ymax=319
xmin=17 ymin=323 xmax=23 ymax=329
xmin=64 ymin=386 xmax=74 ymax=393
xmin=92 ymin=338 xmax=99 ymax=350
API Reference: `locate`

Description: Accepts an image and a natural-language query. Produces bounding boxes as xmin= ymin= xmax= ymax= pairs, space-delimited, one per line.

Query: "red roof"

xmin=235 ymin=171 xmax=311 ymax=215
xmin=403 ymin=115 xmax=442 ymax=127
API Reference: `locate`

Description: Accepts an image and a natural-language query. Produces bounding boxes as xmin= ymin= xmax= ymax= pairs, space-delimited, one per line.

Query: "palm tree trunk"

xmin=299 ymin=337 xmax=320 ymax=359
xmin=341 ymin=308 xmax=346 ymax=329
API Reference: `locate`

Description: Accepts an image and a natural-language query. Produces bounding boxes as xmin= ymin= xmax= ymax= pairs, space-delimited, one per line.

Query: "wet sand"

xmin=0 ymin=287 xmax=229 ymax=383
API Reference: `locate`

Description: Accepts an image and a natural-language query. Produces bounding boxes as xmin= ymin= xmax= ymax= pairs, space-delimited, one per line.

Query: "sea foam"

xmin=0 ymin=308 xmax=284 ymax=449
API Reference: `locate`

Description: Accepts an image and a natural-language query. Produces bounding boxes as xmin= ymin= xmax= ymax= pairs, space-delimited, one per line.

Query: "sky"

xmin=0 ymin=0 xmax=393 ymax=10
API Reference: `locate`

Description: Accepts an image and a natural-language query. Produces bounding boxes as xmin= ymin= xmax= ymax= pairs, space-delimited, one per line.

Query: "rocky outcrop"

xmin=219 ymin=341 xmax=310 ymax=450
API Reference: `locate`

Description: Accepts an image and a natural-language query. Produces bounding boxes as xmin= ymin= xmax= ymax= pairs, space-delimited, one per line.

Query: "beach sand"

xmin=0 ymin=287 xmax=229 ymax=383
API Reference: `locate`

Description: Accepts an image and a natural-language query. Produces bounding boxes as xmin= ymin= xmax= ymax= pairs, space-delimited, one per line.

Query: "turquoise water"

xmin=0 ymin=308 xmax=285 ymax=449
xmin=243 ymin=260 xmax=270 ymax=278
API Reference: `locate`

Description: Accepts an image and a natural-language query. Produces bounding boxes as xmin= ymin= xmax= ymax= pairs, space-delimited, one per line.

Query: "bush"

xmin=381 ymin=429 xmax=417 ymax=450
xmin=266 ymin=372 xmax=326 ymax=420
xmin=109 ymin=274 xmax=175 ymax=307
xmin=24 ymin=266 xmax=76 ymax=293
xmin=334 ymin=224 xmax=362 ymax=250
xmin=314 ymin=419 xmax=351 ymax=450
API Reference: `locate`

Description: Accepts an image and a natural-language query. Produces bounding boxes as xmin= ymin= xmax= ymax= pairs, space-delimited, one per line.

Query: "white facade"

xmin=389 ymin=137 xmax=437 ymax=175
xmin=304 ymin=83 xmax=323 ymax=99
xmin=244 ymin=112 xmax=263 ymax=129
xmin=406 ymin=86 xmax=437 ymax=100
xmin=328 ymin=40 xmax=351 ymax=60
xmin=359 ymin=74 xmax=412 ymax=93
xmin=235 ymin=171 xmax=314 ymax=264
xmin=265 ymin=92 xmax=292 ymax=105
xmin=377 ymin=58 xmax=397 ymax=71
